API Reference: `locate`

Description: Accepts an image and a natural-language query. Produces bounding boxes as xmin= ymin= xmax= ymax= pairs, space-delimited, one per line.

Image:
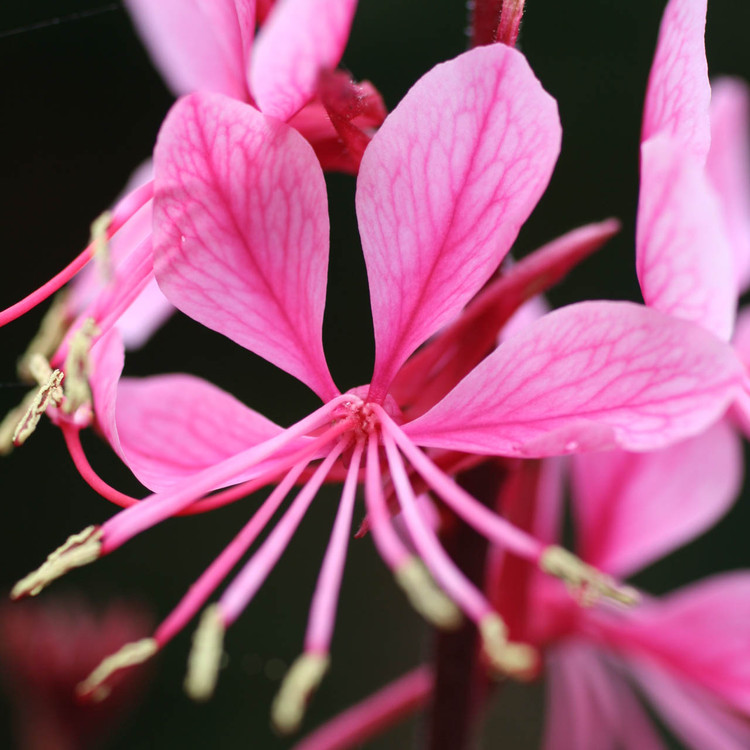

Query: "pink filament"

xmin=154 ymin=460 xmax=309 ymax=647
xmin=381 ymin=429 xmax=490 ymax=623
xmin=101 ymin=398 xmax=353 ymax=553
xmin=220 ymin=441 xmax=346 ymax=625
xmin=375 ymin=407 xmax=543 ymax=562
xmin=61 ymin=424 xmax=139 ymax=509
xmin=293 ymin=666 xmax=433 ymax=750
xmin=304 ymin=441 xmax=364 ymax=654
xmin=0 ymin=184 xmax=153 ymax=328
xmin=362 ymin=436 xmax=410 ymax=569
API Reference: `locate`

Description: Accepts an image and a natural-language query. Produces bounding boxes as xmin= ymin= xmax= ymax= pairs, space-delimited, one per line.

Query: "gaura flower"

xmin=10 ymin=41 xmax=742 ymax=733
xmin=0 ymin=0 xmax=384 ymax=453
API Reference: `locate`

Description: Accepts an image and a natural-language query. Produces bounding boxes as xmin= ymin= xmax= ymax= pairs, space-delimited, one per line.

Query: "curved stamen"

xmin=364 ymin=436 xmax=461 ymax=630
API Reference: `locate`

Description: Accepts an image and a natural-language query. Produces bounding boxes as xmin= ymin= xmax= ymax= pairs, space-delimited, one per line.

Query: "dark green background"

xmin=1 ymin=1 xmax=749 ymax=747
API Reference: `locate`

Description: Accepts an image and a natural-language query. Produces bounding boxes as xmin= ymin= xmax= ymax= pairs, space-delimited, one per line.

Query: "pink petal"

xmin=153 ymin=93 xmax=337 ymax=401
xmin=357 ymin=44 xmax=561 ymax=398
xmin=116 ymin=277 xmax=174 ymax=351
xmin=707 ymin=78 xmax=750 ymax=293
xmin=543 ymin=644 xmax=664 ymax=750
xmin=404 ymin=301 xmax=742 ymax=456
xmin=632 ymin=658 xmax=750 ymax=750
xmin=622 ymin=573 xmax=750 ymax=715
xmin=641 ymin=0 xmax=710 ymax=162
xmin=113 ymin=374 xmax=283 ymax=492
xmin=89 ymin=330 xmax=285 ymax=493
xmin=637 ymin=135 xmax=736 ymax=341
xmin=571 ymin=420 xmax=742 ymax=578
xmin=250 ymin=0 xmax=358 ymax=121
xmin=125 ymin=0 xmax=253 ymax=100
xmin=732 ymin=306 xmax=750 ymax=370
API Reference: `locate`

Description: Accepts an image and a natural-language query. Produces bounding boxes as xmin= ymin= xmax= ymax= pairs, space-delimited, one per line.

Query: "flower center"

xmin=336 ymin=385 xmax=403 ymax=438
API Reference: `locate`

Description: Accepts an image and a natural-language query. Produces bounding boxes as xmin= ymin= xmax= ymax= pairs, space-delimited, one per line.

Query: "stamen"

xmin=0 ymin=390 xmax=36 ymax=455
xmin=17 ymin=293 xmax=70 ymax=383
xmin=394 ymin=557 xmax=462 ymax=631
xmin=364 ymin=436 xmax=461 ymax=629
xmin=380 ymin=429 xmax=487 ymax=624
xmin=10 ymin=525 xmax=102 ymax=599
xmin=375 ymin=408 xmax=543 ymax=561
xmin=101 ymin=396 xmax=354 ymax=553
xmin=77 ymin=637 xmax=158 ymax=701
xmin=539 ymin=545 xmax=639 ymax=606
xmin=184 ymin=604 xmax=225 ymax=701
xmin=12 ymin=363 xmax=64 ymax=447
xmin=90 ymin=211 xmax=114 ymax=281
xmin=304 ymin=442 xmax=363 ymax=654
xmin=155 ymin=461 xmax=308 ymax=648
xmin=220 ymin=442 xmax=346 ymax=625
xmin=271 ymin=652 xmax=330 ymax=735
xmin=479 ymin=614 xmax=537 ymax=678
xmin=62 ymin=317 xmax=98 ymax=414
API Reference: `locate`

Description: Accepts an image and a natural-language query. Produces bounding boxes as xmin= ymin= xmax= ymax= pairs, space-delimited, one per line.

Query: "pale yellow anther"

xmin=77 ymin=637 xmax=158 ymax=701
xmin=184 ymin=605 xmax=225 ymax=702
xmin=11 ymin=525 xmax=102 ymax=599
xmin=62 ymin=318 xmax=98 ymax=415
xmin=394 ymin=557 xmax=463 ymax=630
xmin=90 ymin=211 xmax=114 ymax=281
xmin=479 ymin=614 xmax=537 ymax=679
xmin=0 ymin=390 xmax=37 ymax=455
xmin=17 ymin=293 xmax=70 ymax=383
xmin=540 ymin=545 xmax=639 ymax=607
xmin=271 ymin=653 xmax=330 ymax=735
xmin=11 ymin=365 xmax=64 ymax=447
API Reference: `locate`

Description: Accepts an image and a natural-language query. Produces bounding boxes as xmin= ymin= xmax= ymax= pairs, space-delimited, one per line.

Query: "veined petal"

xmin=707 ymin=78 xmax=750 ymax=293
xmin=153 ymin=93 xmax=337 ymax=401
xmin=358 ymin=44 xmax=560 ymax=398
xmin=637 ymin=136 xmax=736 ymax=341
xmin=125 ymin=0 xmax=254 ymax=100
xmin=571 ymin=420 xmax=742 ymax=578
xmin=641 ymin=0 xmax=710 ymax=162
xmin=621 ymin=573 xmax=750 ymax=716
xmin=404 ymin=301 xmax=742 ymax=456
xmin=89 ymin=330 xmax=285 ymax=493
xmin=250 ymin=0 xmax=358 ymax=121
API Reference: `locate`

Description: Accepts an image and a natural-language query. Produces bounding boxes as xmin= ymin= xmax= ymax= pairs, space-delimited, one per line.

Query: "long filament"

xmin=375 ymin=407 xmax=542 ymax=562
xmin=155 ymin=459 xmax=309 ymax=647
xmin=304 ymin=440 xmax=364 ymax=653
xmin=220 ymin=440 xmax=346 ymax=624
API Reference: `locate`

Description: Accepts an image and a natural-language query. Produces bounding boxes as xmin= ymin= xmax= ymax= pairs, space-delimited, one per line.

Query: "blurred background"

xmin=1 ymin=1 xmax=749 ymax=747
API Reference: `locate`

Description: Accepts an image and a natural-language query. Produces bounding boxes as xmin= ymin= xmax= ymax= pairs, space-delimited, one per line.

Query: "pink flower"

xmin=10 ymin=35 xmax=742 ymax=735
